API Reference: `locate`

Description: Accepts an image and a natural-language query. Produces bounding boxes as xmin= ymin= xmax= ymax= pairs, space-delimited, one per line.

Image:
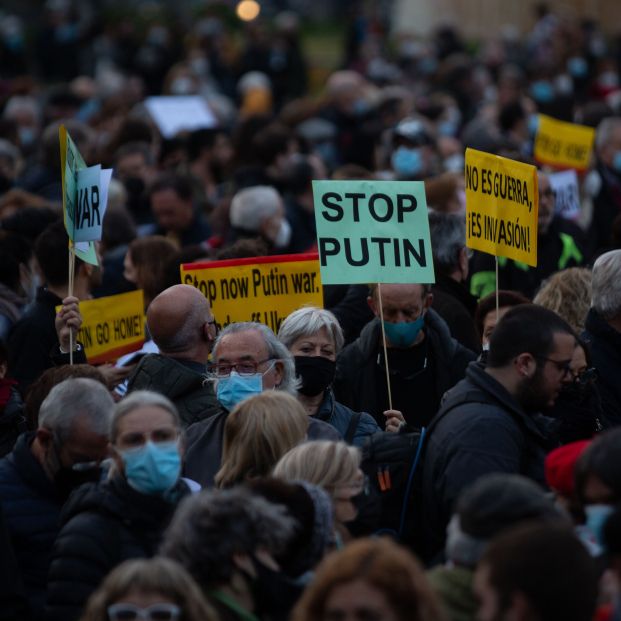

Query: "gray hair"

xmin=428 ymin=210 xmax=466 ymax=276
xmin=161 ymin=487 xmax=296 ymax=587
xmin=592 ymin=249 xmax=621 ymax=320
xmin=3 ymin=95 xmax=41 ymax=123
xmin=595 ymin=117 xmax=621 ymax=152
xmin=278 ymin=306 xmax=345 ymax=353
xmin=214 ymin=322 xmax=298 ymax=395
xmin=112 ymin=390 xmax=180 ymax=443
xmin=39 ymin=378 xmax=114 ymax=443
xmin=229 ymin=186 xmax=281 ymax=232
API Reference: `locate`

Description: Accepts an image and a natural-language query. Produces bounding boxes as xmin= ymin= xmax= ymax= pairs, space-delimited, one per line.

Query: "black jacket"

xmin=45 ymin=475 xmax=189 ymax=621
xmin=583 ymin=308 xmax=621 ymax=428
xmin=431 ymin=276 xmax=480 ymax=353
xmin=419 ymin=362 xmax=553 ymax=562
xmin=127 ymin=354 xmax=219 ymax=427
xmin=7 ymin=289 xmax=87 ymax=395
xmin=333 ymin=310 xmax=476 ymax=422
xmin=184 ymin=404 xmax=342 ymax=488
xmin=0 ymin=433 xmax=63 ymax=621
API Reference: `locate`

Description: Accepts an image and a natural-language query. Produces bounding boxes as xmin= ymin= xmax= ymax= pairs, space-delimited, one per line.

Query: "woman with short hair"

xmin=279 ymin=307 xmax=402 ymax=446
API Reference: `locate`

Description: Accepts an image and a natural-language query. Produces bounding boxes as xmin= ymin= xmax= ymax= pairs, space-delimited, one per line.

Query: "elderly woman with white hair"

xmin=278 ymin=307 xmax=403 ymax=446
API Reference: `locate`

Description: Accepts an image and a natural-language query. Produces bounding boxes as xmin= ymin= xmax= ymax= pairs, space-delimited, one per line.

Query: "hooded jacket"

xmin=127 ymin=354 xmax=219 ymax=427
xmin=419 ymin=362 xmax=553 ymax=562
xmin=45 ymin=475 xmax=189 ymax=621
xmin=333 ymin=309 xmax=476 ymax=422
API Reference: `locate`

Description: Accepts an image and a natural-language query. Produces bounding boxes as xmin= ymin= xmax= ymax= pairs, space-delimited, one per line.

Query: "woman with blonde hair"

xmin=215 ymin=391 xmax=308 ymax=488
xmin=123 ymin=235 xmax=178 ymax=310
xmin=273 ymin=440 xmax=364 ymax=538
xmin=79 ymin=557 xmax=218 ymax=621
xmin=291 ymin=537 xmax=447 ymax=621
xmin=533 ymin=267 xmax=592 ymax=334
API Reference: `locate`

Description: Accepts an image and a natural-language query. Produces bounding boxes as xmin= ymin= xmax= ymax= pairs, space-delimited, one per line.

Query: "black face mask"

xmin=294 ymin=356 xmax=336 ymax=397
xmin=248 ymin=556 xmax=302 ymax=620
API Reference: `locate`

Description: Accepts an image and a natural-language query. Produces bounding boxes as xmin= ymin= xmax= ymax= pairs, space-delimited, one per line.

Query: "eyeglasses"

xmin=572 ymin=367 xmax=597 ymax=385
xmin=534 ymin=356 xmax=573 ymax=377
xmin=211 ymin=358 xmax=276 ymax=378
xmin=107 ymin=603 xmax=180 ymax=621
xmin=539 ymin=188 xmax=555 ymax=199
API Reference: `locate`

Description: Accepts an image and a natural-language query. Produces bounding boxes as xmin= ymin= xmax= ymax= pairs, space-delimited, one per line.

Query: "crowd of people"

xmin=1 ymin=2 xmax=621 ymax=620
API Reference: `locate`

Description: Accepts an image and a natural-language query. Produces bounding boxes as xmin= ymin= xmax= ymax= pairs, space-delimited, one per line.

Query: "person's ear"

xmin=458 ymin=247 xmax=469 ymax=280
xmin=367 ymin=295 xmax=379 ymax=317
xmin=424 ymin=291 xmax=434 ymax=310
xmin=35 ymin=427 xmax=54 ymax=450
xmin=515 ymin=353 xmax=536 ymax=378
xmin=273 ymin=360 xmax=284 ymax=387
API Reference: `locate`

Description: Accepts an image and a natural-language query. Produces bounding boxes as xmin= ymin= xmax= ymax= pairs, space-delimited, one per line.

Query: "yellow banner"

xmin=465 ymin=148 xmax=539 ymax=267
xmin=181 ymin=253 xmax=323 ymax=334
xmin=534 ymin=114 xmax=595 ymax=171
xmin=57 ymin=290 xmax=145 ymax=364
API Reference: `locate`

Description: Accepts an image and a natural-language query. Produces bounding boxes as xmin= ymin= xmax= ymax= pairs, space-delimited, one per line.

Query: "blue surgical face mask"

xmin=612 ymin=151 xmax=621 ymax=174
xmin=216 ymin=371 xmax=264 ymax=411
xmin=530 ymin=80 xmax=554 ymax=103
xmin=584 ymin=504 xmax=614 ymax=548
xmin=120 ymin=441 xmax=181 ymax=495
xmin=567 ymin=56 xmax=588 ymax=78
xmin=383 ymin=314 xmax=425 ymax=348
xmin=391 ymin=146 xmax=423 ymax=178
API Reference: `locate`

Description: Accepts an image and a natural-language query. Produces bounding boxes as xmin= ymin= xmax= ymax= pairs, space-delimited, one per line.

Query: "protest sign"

xmin=181 ymin=253 xmax=323 ymax=334
xmin=534 ymin=114 xmax=595 ymax=171
xmin=59 ymin=126 xmax=111 ymax=259
xmin=144 ymin=96 xmax=218 ymax=138
xmin=57 ymin=290 xmax=146 ymax=364
xmin=312 ymin=180 xmax=435 ymax=285
xmin=465 ymin=148 xmax=539 ymax=267
xmin=549 ymin=169 xmax=581 ymax=222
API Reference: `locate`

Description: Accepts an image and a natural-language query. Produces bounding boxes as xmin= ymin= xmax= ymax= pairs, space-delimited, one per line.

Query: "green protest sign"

xmin=312 ymin=180 xmax=435 ymax=285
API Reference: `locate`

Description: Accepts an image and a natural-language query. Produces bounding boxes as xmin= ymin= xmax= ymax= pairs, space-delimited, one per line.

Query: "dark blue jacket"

xmin=419 ymin=362 xmax=553 ymax=562
xmin=0 ymin=433 xmax=63 ymax=620
xmin=314 ymin=389 xmax=379 ymax=447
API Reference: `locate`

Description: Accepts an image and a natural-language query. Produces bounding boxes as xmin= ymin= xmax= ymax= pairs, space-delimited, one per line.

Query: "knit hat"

xmin=446 ymin=473 xmax=565 ymax=567
xmin=545 ymin=440 xmax=591 ymax=497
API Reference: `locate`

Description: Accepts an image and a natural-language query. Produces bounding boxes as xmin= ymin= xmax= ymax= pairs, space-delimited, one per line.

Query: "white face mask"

xmin=272 ymin=219 xmax=292 ymax=249
xmin=583 ymin=170 xmax=602 ymax=198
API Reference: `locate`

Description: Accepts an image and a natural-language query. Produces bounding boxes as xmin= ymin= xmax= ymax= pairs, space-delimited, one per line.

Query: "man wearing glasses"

xmin=183 ymin=321 xmax=340 ymax=488
xmin=419 ymin=304 xmax=576 ymax=562
xmin=127 ymin=284 xmax=219 ymax=427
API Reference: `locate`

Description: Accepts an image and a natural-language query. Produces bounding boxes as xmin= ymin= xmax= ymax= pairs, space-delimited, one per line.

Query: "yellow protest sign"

xmin=534 ymin=114 xmax=595 ymax=171
xmin=57 ymin=290 xmax=145 ymax=364
xmin=181 ymin=253 xmax=323 ymax=334
xmin=465 ymin=148 xmax=538 ymax=267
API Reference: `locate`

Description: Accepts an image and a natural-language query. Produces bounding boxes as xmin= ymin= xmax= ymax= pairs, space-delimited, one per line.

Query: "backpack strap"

xmin=344 ymin=412 xmax=362 ymax=445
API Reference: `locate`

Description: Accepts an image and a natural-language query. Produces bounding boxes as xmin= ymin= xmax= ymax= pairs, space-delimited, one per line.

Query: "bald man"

xmin=126 ymin=284 xmax=219 ymax=426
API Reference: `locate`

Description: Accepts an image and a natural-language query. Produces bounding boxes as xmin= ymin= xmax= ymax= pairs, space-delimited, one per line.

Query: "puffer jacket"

xmin=45 ymin=475 xmax=189 ymax=621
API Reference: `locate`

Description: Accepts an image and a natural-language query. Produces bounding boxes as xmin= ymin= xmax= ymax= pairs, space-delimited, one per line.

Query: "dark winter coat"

xmin=314 ymin=389 xmax=379 ymax=447
xmin=583 ymin=308 xmax=621 ymax=428
xmin=431 ymin=275 xmax=480 ymax=353
xmin=0 ymin=433 xmax=64 ymax=620
xmin=127 ymin=354 xmax=219 ymax=427
xmin=419 ymin=362 xmax=553 ymax=562
xmin=333 ymin=309 xmax=476 ymax=421
xmin=45 ymin=475 xmax=189 ymax=621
